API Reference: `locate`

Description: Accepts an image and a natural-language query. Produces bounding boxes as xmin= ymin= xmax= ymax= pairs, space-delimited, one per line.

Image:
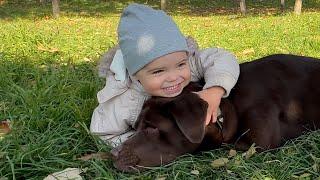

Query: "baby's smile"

xmin=162 ymin=82 xmax=183 ymax=96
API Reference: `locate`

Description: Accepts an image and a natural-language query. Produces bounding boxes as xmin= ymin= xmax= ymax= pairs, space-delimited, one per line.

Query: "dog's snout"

xmin=110 ymin=145 xmax=123 ymax=159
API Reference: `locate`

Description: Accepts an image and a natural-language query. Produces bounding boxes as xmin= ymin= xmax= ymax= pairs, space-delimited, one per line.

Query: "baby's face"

xmin=135 ymin=51 xmax=191 ymax=97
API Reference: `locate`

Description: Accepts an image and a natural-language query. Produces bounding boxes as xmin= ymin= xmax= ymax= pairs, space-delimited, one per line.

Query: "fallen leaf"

xmin=44 ymin=168 xmax=86 ymax=180
xmin=0 ymin=120 xmax=11 ymax=136
xmin=211 ymin=158 xmax=229 ymax=168
xmin=244 ymin=144 xmax=257 ymax=159
xmin=228 ymin=149 xmax=237 ymax=158
xmin=190 ymin=169 xmax=199 ymax=175
xmin=74 ymin=123 xmax=80 ymax=128
xmin=37 ymin=44 xmax=59 ymax=53
xmin=299 ymin=173 xmax=311 ymax=178
xmin=241 ymin=48 xmax=255 ymax=55
xmin=227 ymin=170 xmax=233 ymax=174
xmin=155 ymin=176 xmax=166 ymax=180
xmin=83 ymin=57 xmax=91 ymax=62
xmin=77 ymin=152 xmax=111 ymax=161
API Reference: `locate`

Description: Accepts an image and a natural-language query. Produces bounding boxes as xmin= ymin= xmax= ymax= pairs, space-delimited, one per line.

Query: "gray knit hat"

xmin=118 ymin=3 xmax=188 ymax=75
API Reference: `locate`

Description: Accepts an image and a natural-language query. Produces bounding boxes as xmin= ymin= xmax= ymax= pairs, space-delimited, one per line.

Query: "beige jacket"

xmin=90 ymin=37 xmax=240 ymax=147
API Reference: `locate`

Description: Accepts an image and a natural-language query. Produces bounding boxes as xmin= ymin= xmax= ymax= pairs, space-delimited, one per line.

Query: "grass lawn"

xmin=1 ymin=0 xmax=320 ymax=179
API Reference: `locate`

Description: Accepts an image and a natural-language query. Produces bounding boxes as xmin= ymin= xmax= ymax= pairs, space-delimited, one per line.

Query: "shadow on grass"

xmin=0 ymin=52 xmax=102 ymax=124
xmin=0 ymin=53 xmax=117 ymax=179
xmin=0 ymin=0 xmax=320 ymax=20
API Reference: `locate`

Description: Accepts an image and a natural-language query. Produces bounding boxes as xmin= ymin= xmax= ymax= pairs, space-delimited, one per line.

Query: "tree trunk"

xmin=294 ymin=0 xmax=302 ymax=15
xmin=280 ymin=0 xmax=285 ymax=12
xmin=160 ymin=0 xmax=167 ymax=11
xmin=52 ymin=0 xmax=60 ymax=18
xmin=0 ymin=0 xmax=5 ymax=5
xmin=239 ymin=0 xmax=246 ymax=15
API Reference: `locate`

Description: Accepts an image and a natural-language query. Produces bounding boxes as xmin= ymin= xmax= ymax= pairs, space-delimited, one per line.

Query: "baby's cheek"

xmin=184 ymin=69 xmax=191 ymax=83
xmin=144 ymin=81 xmax=163 ymax=96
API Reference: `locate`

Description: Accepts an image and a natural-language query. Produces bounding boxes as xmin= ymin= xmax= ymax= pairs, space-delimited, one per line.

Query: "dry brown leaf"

xmin=299 ymin=173 xmax=311 ymax=178
xmin=228 ymin=149 xmax=237 ymax=158
xmin=83 ymin=57 xmax=91 ymax=62
xmin=244 ymin=144 xmax=257 ymax=159
xmin=155 ymin=176 xmax=166 ymax=180
xmin=74 ymin=123 xmax=80 ymax=128
xmin=241 ymin=48 xmax=255 ymax=55
xmin=0 ymin=120 xmax=11 ymax=136
xmin=44 ymin=168 xmax=86 ymax=180
xmin=77 ymin=152 xmax=111 ymax=161
xmin=190 ymin=169 xmax=199 ymax=175
xmin=211 ymin=158 xmax=229 ymax=168
xmin=37 ymin=44 xmax=59 ymax=53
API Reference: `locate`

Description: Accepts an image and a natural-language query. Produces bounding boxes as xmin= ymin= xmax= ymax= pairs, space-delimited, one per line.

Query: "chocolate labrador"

xmin=111 ymin=54 xmax=320 ymax=172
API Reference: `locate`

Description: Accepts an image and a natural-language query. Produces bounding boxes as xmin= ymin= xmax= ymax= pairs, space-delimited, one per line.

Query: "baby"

xmin=90 ymin=3 xmax=240 ymax=147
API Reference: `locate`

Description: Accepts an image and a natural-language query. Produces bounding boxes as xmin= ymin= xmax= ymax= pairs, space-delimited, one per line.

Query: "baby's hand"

xmin=195 ymin=86 xmax=225 ymax=125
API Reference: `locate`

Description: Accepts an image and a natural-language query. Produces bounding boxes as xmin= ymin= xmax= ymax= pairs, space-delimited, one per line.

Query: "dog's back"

xmin=226 ymin=54 xmax=320 ymax=150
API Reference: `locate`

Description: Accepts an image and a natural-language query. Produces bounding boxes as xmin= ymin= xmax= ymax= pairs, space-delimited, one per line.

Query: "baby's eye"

xmin=178 ymin=62 xmax=187 ymax=68
xmin=152 ymin=70 xmax=164 ymax=74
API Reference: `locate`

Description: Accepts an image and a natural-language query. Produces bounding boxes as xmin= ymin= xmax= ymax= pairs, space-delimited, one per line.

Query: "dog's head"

xmin=111 ymin=91 xmax=209 ymax=172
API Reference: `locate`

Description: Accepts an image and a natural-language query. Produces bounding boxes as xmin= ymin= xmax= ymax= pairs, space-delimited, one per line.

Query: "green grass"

xmin=0 ymin=0 xmax=320 ymax=179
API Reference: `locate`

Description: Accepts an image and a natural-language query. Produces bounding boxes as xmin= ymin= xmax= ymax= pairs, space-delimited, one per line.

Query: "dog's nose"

xmin=110 ymin=145 xmax=123 ymax=159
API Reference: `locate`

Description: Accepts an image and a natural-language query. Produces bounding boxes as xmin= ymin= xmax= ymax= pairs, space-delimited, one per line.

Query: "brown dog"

xmin=111 ymin=54 xmax=320 ymax=172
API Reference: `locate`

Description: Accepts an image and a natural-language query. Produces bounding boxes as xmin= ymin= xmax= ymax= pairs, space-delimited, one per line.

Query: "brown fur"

xmin=111 ymin=54 xmax=320 ymax=172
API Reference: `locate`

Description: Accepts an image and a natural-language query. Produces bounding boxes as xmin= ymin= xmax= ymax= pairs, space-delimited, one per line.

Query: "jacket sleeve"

xmin=91 ymin=45 xmax=142 ymax=147
xmin=189 ymin=47 xmax=240 ymax=97
xmin=90 ymin=100 xmax=133 ymax=148
xmin=90 ymin=85 xmax=146 ymax=147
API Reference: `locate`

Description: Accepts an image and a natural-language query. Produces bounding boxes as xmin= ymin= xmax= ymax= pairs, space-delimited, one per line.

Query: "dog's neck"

xmin=216 ymin=114 xmax=224 ymax=131
xmin=218 ymin=99 xmax=239 ymax=144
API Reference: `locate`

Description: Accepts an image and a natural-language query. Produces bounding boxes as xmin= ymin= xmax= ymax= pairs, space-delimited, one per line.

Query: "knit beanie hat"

xmin=118 ymin=3 xmax=188 ymax=75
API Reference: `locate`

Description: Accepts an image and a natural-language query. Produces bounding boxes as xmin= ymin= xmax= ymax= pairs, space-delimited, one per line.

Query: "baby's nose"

xmin=166 ymin=72 xmax=179 ymax=82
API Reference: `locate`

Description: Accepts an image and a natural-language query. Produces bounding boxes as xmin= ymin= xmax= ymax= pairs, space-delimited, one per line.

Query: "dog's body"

xmin=111 ymin=54 xmax=320 ymax=172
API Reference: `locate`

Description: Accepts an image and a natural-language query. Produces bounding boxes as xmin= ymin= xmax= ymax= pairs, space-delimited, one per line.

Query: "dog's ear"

xmin=167 ymin=93 xmax=208 ymax=143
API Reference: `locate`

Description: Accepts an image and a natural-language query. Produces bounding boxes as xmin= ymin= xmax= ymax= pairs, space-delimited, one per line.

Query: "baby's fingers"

xmin=205 ymin=111 xmax=216 ymax=125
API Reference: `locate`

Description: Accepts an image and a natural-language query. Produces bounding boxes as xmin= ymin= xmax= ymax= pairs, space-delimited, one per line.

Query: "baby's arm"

xmin=197 ymin=48 xmax=240 ymax=97
xmin=191 ymin=47 xmax=240 ymax=124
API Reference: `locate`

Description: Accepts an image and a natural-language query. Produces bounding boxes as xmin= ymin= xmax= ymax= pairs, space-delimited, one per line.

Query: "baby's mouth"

xmin=162 ymin=83 xmax=182 ymax=96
